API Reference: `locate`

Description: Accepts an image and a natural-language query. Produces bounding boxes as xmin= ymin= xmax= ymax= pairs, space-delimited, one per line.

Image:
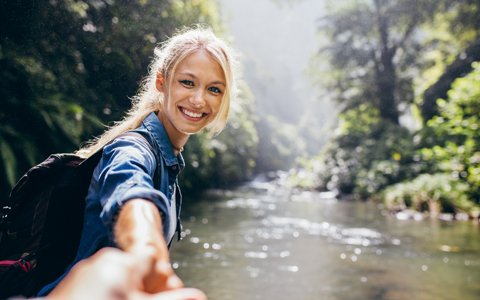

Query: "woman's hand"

xmin=133 ymin=245 xmax=184 ymax=293
xmin=114 ymin=199 xmax=183 ymax=293
xmin=47 ymin=248 xmax=206 ymax=300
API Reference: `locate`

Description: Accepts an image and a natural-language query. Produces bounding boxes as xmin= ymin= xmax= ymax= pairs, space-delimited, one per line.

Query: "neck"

xmin=156 ymin=111 xmax=189 ymax=154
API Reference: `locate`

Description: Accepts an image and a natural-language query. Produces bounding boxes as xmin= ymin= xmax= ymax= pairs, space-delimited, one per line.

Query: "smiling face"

xmin=157 ymin=49 xmax=226 ymax=147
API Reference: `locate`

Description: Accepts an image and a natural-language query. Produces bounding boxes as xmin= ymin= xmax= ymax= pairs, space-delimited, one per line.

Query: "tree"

xmin=308 ymin=0 xmax=480 ymax=200
xmin=308 ymin=0 xmax=441 ymax=198
xmin=420 ymin=0 xmax=480 ymax=122
xmin=382 ymin=63 xmax=480 ymax=216
xmin=317 ymin=0 xmax=442 ymax=124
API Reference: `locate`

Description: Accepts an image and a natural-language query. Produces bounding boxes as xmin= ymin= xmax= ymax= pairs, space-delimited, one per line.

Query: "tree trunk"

xmin=374 ymin=4 xmax=400 ymax=125
xmin=376 ymin=48 xmax=399 ymax=124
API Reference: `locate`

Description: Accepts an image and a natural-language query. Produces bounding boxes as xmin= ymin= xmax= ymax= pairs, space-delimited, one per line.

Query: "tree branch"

xmin=421 ymin=37 xmax=480 ymax=122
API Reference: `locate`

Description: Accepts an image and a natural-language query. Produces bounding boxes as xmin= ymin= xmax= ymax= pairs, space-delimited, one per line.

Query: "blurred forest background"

xmin=0 ymin=0 xmax=479 ymax=219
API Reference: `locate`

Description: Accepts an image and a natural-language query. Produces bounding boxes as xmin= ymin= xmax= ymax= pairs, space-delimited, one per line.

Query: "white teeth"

xmin=182 ymin=108 xmax=203 ymax=118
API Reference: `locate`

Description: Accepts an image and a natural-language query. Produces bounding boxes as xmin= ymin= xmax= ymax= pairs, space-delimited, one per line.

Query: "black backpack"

xmin=0 ymin=150 xmax=103 ymax=299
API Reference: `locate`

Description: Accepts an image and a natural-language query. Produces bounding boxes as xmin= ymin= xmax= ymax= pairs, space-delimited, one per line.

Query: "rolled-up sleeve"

xmin=96 ymin=135 xmax=169 ymax=229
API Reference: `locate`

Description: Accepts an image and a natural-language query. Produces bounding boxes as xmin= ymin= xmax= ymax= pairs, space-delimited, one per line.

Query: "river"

xmin=170 ymin=178 xmax=480 ymax=300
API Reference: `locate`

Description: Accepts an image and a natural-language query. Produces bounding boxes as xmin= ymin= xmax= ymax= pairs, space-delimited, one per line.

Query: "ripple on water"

xmin=291 ymin=190 xmax=338 ymax=203
xmin=219 ymin=197 xmax=277 ymax=212
xmin=244 ymin=251 xmax=268 ymax=259
xmin=339 ymin=228 xmax=384 ymax=246
xmin=214 ymin=192 xmax=387 ymax=250
xmin=246 ymin=265 xmax=260 ymax=278
xmin=273 ymin=265 xmax=300 ymax=273
xmin=259 ymin=216 xmax=385 ymax=247
xmin=222 ymin=197 xmax=262 ymax=209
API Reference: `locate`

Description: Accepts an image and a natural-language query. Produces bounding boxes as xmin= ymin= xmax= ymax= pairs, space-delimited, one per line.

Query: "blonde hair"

xmin=77 ymin=26 xmax=237 ymax=157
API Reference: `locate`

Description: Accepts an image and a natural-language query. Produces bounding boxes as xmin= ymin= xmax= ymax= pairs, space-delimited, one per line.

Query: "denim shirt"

xmin=38 ymin=112 xmax=184 ymax=296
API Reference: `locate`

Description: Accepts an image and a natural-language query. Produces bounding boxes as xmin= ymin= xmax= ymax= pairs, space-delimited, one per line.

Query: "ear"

xmin=156 ymin=72 xmax=165 ymax=92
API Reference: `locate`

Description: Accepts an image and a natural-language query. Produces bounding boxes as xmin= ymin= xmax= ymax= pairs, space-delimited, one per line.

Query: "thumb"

xmin=166 ymin=272 xmax=184 ymax=290
xmin=148 ymin=288 xmax=207 ymax=300
xmin=155 ymin=261 xmax=184 ymax=289
xmin=130 ymin=247 xmax=158 ymax=278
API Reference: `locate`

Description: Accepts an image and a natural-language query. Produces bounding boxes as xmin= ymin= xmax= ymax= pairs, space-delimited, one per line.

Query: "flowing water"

xmin=170 ymin=179 xmax=480 ymax=300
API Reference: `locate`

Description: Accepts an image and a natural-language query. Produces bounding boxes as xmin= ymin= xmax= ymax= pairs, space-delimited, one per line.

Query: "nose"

xmin=189 ymin=89 xmax=205 ymax=108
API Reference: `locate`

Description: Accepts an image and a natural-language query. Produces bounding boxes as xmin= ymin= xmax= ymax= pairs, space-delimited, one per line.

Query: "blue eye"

xmin=179 ymin=80 xmax=194 ymax=87
xmin=209 ymin=86 xmax=222 ymax=94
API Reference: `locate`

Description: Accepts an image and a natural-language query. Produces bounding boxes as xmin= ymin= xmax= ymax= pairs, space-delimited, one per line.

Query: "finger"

xmin=166 ymin=273 xmax=184 ymax=289
xmin=144 ymin=288 xmax=207 ymax=300
xmin=130 ymin=246 xmax=158 ymax=276
xmin=93 ymin=248 xmax=151 ymax=291
xmin=154 ymin=261 xmax=183 ymax=289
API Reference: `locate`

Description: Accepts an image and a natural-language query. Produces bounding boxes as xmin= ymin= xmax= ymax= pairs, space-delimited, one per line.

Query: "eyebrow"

xmin=178 ymin=72 xmax=226 ymax=86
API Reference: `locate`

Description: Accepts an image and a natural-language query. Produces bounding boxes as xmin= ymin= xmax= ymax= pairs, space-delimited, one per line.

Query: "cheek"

xmin=210 ymin=97 xmax=223 ymax=113
xmin=164 ymin=91 xmax=180 ymax=108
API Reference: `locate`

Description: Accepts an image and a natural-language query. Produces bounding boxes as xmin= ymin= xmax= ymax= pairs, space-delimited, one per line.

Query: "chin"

xmin=179 ymin=127 xmax=204 ymax=135
xmin=180 ymin=122 xmax=213 ymax=135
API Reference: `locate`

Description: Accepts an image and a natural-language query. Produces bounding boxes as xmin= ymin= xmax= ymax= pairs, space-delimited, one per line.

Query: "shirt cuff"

xmin=100 ymin=186 xmax=170 ymax=239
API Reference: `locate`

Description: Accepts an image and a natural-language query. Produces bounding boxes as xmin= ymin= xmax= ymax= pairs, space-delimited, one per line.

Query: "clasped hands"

xmin=47 ymin=247 xmax=206 ymax=300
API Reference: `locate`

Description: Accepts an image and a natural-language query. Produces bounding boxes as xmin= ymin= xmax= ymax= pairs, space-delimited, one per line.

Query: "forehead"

xmin=175 ymin=49 xmax=226 ymax=82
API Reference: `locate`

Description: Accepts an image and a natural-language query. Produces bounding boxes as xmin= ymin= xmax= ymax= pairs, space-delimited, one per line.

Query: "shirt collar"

xmin=142 ymin=112 xmax=185 ymax=170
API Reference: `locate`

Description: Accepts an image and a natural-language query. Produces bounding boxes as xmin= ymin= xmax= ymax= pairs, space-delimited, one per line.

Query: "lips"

xmin=180 ymin=107 xmax=206 ymax=120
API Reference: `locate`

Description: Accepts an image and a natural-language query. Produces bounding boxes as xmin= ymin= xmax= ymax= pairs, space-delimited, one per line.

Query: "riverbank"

xmin=261 ymin=169 xmax=480 ymax=224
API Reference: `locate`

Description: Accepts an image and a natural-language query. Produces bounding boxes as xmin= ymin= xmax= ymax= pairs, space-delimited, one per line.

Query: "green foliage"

xmin=336 ymin=104 xmax=380 ymax=138
xmin=417 ymin=2 xmax=479 ymax=96
xmin=313 ymin=104 xmax=418 ymax=198
xmin=313 ymin=64 xmax=480 ymax=214
xmin=0 ymin=42 xmax=100 ymax=194
xmin=305 ymin=0 xmax=480 ymax=219
xmin=254 ymin=115 xmax=307 ymax=173
xmin=316 ymin=0 xmax=442 ymax=124
xmin=419 ymin=62 xmax=480 ymax=203
xmin=382 ymin=173 xmax=477 ymax=215
xmin=378 ymin=62 xmax=480 ymax=216
xmin=417 ymin=0 xmax=480 ymax=122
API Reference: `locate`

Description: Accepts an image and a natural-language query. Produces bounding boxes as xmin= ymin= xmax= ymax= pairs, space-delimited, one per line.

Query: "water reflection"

xmin=171 ymin=180 xmax=480 ymax=300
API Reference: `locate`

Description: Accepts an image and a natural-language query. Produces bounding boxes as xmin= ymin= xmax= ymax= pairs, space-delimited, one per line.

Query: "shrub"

xmin=382 ymin=173 xmax=478 ymax=216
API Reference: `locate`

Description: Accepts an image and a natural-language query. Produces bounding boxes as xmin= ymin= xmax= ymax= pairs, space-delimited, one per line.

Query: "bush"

xmin=382 ymin=173 xmax=478 ymax=216
xmin=419 ymin=62 xmax=480 ymax=205
xmin=314 ymin=104 xmax=419 ymax=198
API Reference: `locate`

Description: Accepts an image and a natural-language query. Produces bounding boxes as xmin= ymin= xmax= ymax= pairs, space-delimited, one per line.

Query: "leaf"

xmin=0 ymin=139 xmax=18 ymax=187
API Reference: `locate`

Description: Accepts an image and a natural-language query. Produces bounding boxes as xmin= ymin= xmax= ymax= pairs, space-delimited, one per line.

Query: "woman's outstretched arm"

xmin=114 ymin=199 xmax=183 ymax=293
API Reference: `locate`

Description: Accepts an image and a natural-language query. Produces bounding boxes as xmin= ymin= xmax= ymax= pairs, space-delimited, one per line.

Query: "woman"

xmin=38 ymin=26 xmax=237 ymax=296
